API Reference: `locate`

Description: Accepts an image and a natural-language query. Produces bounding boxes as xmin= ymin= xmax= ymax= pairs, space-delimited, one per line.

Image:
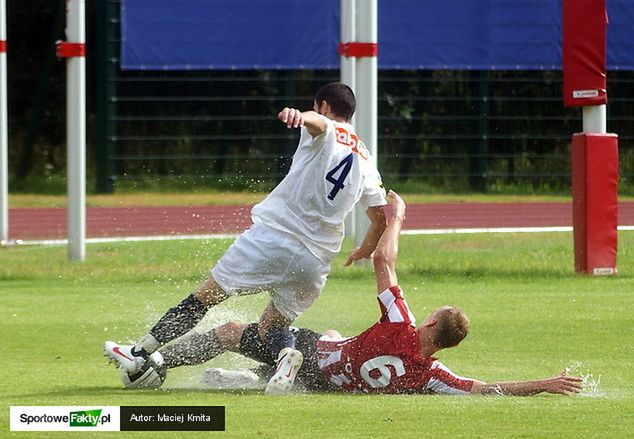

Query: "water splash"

xmin=491 ymin=384 xmax=504 ymax=396
xmin=163 ymin=306 xmax=262 ymax=390
xmin=564 ymin=361 xmax=603 ymax=397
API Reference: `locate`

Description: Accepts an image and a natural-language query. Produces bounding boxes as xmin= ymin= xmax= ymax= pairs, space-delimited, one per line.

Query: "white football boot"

xmin=201 ymin=368 xmax=262 ymax=390
xmin=264 ymin=347 xmax=303 ymax=395
xmin=121 ymin=351 xmax=166 ymax=389
xmin=104 ymin=341 xmax=146 ymax=374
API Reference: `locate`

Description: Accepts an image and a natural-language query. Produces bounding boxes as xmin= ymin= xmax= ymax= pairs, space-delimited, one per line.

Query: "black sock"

xmin=149 ymin=294 xmax=210 ymax=345
xmin=131 ymin=346 xmax=150 ymax=360
xmin=239 ymin=323 xmax=275 ymax=365
xmin=161 ymin=330 xmax=224 ymax=368
xmin=265 ymin=326 xmax=296 ymax=359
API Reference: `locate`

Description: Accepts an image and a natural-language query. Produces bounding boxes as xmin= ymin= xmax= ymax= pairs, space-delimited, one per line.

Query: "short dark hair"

xmin=314 ymin=82 xmax=356 ymax=121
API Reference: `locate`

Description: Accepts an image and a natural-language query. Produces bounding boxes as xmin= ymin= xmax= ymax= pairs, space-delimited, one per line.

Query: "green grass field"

xmin=1 ymin=232 xmax=633 ymax=438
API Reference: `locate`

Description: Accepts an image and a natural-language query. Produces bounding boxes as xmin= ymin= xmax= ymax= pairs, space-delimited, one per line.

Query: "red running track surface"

xmin=6 ymin=202 xmax=634 ymax=240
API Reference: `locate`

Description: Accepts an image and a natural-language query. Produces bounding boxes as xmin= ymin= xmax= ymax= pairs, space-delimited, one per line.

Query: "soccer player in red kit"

xmin=125 ymin=191 xmax=583 ymax=396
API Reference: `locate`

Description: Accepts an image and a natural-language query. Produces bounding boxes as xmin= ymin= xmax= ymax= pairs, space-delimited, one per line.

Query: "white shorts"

xmin=211 ymin=223 xmax=330 ymax=320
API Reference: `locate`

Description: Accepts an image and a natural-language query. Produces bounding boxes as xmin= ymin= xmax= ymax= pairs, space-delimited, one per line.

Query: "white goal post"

xmin=340 ymin=0 xmax=378 ymax=247
xmin=61 ymin=0 xmax=87 ymax=261
xmin=0 ymin=0 xmax=8 ymax=244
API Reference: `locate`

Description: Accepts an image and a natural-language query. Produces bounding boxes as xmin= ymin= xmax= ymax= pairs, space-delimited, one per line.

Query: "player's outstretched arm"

xmin=371 ymin=190 xmax=406 ymax=292
xmin=343 ymin=204 xmax=387 ymax=267
xmin=470 ymin=372 xmax=583 ymax=396
xmin=278 ymin=107 xmax=328 ymax=136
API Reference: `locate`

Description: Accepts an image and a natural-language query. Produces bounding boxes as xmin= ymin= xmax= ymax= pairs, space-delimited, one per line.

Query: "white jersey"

xmin=251 ymin=115 xmax=386 ymax=263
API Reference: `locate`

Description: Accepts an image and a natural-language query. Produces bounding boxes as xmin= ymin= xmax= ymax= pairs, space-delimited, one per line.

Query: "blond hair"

xmin=432 ymin=306 xmax=470 ymax=348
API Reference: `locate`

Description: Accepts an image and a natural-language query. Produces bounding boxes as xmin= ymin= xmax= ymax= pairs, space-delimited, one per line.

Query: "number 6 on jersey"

xmin=325 ymin=153 xmax=354 ymax=200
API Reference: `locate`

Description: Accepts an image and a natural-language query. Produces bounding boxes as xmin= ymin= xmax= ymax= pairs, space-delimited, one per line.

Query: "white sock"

xmin=136 ymin=333 xmax=161 ymax=354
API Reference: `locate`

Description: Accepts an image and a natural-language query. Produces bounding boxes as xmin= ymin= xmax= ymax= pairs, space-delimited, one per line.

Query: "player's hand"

xmin=278 ymin=107 xmax=304 ymax=128
xmin=343 ymin=247 xmax=372 ymax=266
xmin=541 ymin=372 xmax=583 ymax=395
xmin=383 ymin=190 xmax=406 ymax=222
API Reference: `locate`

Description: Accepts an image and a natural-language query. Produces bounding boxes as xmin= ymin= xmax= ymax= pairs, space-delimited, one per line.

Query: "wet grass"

xmin=1 ymin=232 xmax=633 ymax=438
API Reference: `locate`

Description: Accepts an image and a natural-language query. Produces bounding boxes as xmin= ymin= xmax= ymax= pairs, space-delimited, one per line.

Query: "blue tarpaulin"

xmin=121 ymin=0 xmax=634 ymax=70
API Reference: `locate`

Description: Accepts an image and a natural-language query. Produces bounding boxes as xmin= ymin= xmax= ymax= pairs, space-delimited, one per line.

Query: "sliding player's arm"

xmin=278 ymin=107 xmax=328 ymax=136
xmin=423 ymin=361 xmax=582 ymax=397
xmin=470 ymin=373 xmax=583 ymax=396
xmin=369 ymin=190 xmax=405 ymax=292
xmin=343 ymin=205 xmax=387 ymax=267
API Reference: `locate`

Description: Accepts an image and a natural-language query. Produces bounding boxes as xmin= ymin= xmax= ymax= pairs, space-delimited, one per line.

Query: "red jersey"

xmin=315 ymin=286 xmax=474 ymax=394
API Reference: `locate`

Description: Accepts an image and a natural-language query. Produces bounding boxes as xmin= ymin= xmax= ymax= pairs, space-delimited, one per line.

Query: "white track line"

xmin=2 ymin=226 xmax=633 ymax=247
xmin=403 ymin=226 xmax=572 ymax=235
xmin=403 ymin=225 xmax=634 ymax=235
xmin=1 ymin=233 xmax=239 ymax=247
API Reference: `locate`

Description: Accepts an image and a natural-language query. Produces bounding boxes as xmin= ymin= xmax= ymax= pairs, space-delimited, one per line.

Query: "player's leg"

xmin=104 ymin=224 xmax=271 ymax=375
xmin=160 ymin=322 xmax=269 ymax=390
xmin=216 ymin=321 xmax=249 ymax=352
xmin=147 ymin=276 xmax=229 ymax=350
xmin=113 ymin=322 xmax=319 ymax=391
xmin=201 ymin=323 xmax=329 ymax=392
xmin=234 ymin=323 xmax=327 ymax=392
xmin=258 ymin=301 xmax=296 ymax=358
xmin=158 ymin=321 xmax=248 ymax=368
xmin=291 ymin=327 xmax=334 ymax=391
xmin=201 ymin=322 xmax=273 ymax=390
xmin=260 ymin=241 xmax=329 ymax=357
xmin=237 ymin=322 xmax=275 ymax=364
xmin=105 ymin=275 xmax=229 ymax=374
xmin=259 ymin=245 xmax=329 ymax=394
xmin=256 ymin=303 xmax=304 ymax=394
xmin=112 ymin=322 xmax=243 ymax=390
xmin=159 ymin=331 xmax=221 ymax=369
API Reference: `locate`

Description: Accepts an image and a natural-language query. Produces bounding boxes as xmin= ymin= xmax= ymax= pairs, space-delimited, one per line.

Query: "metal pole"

xmin=95 ymin=0 xmax=117 ymax=193
xmin=0 ymin=0 xmax=7 ymax=244
xmin=354 ymin=0 xmax=378 ymax=247
xmin=582 ymin=105 xmax=607 ymax=134
xmin=340 ymin=0 xmax=356 ymax=96
xmin=66 ymin=0 xmax=86 ymax=261
xmin=341 ymin=0 xmax=357 ymax=239
xmin=468 ymin=71 xmax=490 ymax=192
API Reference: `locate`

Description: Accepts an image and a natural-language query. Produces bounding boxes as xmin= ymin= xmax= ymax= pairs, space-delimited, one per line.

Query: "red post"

xmin=563 ymin=0 xmax=608 ymax=108
xmin=571 ymin=134 xmax=618 ymax=275
xmin=563 ymin=0 xmax=618 ymax=275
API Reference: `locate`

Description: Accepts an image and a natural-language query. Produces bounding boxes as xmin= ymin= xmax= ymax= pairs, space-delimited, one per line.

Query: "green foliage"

xmin=114 ymin=175 xmax=275 ymax=194
xmin=9 ymin=172 xmax=67 ymax=195
xmin=1 ymin=232 xmax=633 ymax=437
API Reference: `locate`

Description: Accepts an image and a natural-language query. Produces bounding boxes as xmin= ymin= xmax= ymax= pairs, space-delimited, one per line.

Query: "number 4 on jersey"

xmin=325 ymin=153 xmax=354 ymax=200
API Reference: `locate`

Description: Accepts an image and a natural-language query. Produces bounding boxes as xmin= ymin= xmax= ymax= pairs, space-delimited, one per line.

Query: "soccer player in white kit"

xmin=122 ymin=191 xmax=584 ymax=397
xmin=105 ymin=83 xmax=388 ymax=394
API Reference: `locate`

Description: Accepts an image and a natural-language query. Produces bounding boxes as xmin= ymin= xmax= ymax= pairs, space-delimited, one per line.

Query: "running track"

xmin=6 ymin=202 xmax=634 ymax=241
